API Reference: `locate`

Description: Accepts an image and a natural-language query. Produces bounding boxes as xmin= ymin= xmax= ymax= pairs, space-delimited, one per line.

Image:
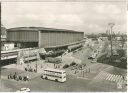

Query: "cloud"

xmin=2 ymin=2 xmax=126 ymax=34
xmin=95 ymin=4 xmax=122 ymax=15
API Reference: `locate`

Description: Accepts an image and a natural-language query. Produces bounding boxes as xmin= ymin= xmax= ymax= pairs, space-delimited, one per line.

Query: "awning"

xmin=68 ymin=44 xmax=82 ymax=50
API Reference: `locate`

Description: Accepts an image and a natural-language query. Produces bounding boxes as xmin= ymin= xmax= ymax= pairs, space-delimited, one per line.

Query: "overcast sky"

xmin=2 ymin=1 xmax=126 ymax=34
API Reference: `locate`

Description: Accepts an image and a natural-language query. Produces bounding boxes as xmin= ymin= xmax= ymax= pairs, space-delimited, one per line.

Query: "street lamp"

xmin=36 ymin=49 xmax=40 ymax=73
xmin=108 ymin=23 xmax=115 ymax=62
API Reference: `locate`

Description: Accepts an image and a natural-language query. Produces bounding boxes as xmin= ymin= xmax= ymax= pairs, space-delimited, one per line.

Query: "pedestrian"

xmin=8 ymin=74 xmax=10 ymax=79
xmin=85 ymin=69 xmax=87 ymax=73
xmin=83 ymin=71 xmax=84 ymax=77
xmin=10 ymin=73 xmax=13 ymax=79
xmin=25 ymin=67 xmax=27 ymax=71
xmin=13 ymin=74 xmax=16 ymax=80
xmin=19 ymin=76 xmax=22 ymax=80
xmin=88 ymin=68 xmax=90 ymax=73
xmin=27 ymin=64 xmax=29 ymax=68
xmin=74 ymin=70 xmax=77 ymax=74
xmin=34 ymin=69 xmax=36 ymax=72
xmin=122 ymin=76 xmax=125 ymax=80
xmin=41 ymin=65 xmax=43 ymax=68
xmin=26 ymin=76 xmax=29 ymax=81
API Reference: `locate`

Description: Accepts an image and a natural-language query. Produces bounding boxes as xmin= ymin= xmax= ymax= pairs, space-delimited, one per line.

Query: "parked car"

xmin=91 ymin=59 xmax=97 ymax=63
xmin=63 ymin=64 xmax=69 ymax=69
xmin=88 ymin=57 xmax=94 ymax=60
xmin=16 ymin=88 xmax=30 ymax=92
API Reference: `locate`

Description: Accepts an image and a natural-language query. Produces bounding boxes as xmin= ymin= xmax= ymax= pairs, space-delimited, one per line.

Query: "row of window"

xmin=1 ymin=52 xmax=18 ymax=58
xmin=44 ymin=70 xmax=65 ymax=74
xmin=44 ymin=74 xmax=62 ymax=78
xmin=23 ymin=54 xmax=37 ymax=58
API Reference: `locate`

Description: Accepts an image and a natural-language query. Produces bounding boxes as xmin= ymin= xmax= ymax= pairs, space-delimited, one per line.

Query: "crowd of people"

xmin=8 ymin=72 xmax=29 ymax=81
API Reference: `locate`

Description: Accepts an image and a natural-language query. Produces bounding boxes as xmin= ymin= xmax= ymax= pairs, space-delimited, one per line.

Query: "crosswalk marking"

xmin=94 ymin=71 xmax=103 ymax=80
xmin=109 ymin=74 xmax=113 ymax=81
xmin=108 ymin=74 xmax=113 ymax=81
xmin=94 ymin=71 xmax=125 ymax=84
xmin=118 ymin=78 xmax=122 ymax=83
xmin=114 ymin=75 xmax=118 ymax=82
xmin=95 ymin=71 xmax=108 ymax=80
xmin=116 ymin=75 xmax=120 ymax=82
xmin=111 ymin=75 xmax=117 ymax=81
xmin=111 ymin=75 xmax=115 ymax=81
xmin=113 ymin=75 xmax=117 ymax=81
xmin=106 ymin=74 xmax=111 ymax=80
xmin=104 ymin=72 xmax=109 ymax=79
xmin=94 ymin=73 xmax=100 ymax=80
xmin=118 ymin=76 xmax=122 ymax=83
xmin=99 ymin=72 xmax=105 ymax=80
xmin=102 ymin=72 xmax=108 ymax=80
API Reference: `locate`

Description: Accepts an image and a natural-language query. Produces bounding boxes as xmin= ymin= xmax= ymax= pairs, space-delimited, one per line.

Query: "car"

xmin=91 ymin=60 xmax=97 ymax=63
xmin=16 ymin=88 xmax=30 ymax=92
xmin=88 ymin=57 xmax=94 ymax=60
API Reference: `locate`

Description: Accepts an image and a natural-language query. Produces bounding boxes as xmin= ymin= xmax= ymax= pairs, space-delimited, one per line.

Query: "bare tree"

xmin=120 ymin=34 xmax=126 ymax=49
xmin=107 ymin=23 xmax=115 ymax=62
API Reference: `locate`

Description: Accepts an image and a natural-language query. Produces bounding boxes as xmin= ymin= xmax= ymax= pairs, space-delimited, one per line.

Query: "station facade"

xmin=7 ymin=27 xmax=84 ymax=49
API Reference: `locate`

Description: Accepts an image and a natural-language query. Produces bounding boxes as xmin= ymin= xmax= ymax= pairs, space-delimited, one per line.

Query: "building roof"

xmin=7 ymin=27 xmax=83 ymax=33
xmin=44 ymin=68 xmax=65 ymax=73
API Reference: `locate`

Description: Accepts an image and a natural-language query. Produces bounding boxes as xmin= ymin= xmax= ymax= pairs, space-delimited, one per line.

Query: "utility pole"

xmin=108 ymin=23 xmax=115 ymax=62
xmin=35 ymin=61 xmax=37 ymax=73
xmin=36 ymin=49 xmax=40 ymax=73
xmin=0 ymin=59 xmax=2 ymax=80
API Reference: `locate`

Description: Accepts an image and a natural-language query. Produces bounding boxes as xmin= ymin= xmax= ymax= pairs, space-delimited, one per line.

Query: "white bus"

xmin=41 ymin=68 xmax=66 ymax=82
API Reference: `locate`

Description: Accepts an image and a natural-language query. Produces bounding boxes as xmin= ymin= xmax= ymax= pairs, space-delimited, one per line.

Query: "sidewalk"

xmin=0 ymin=80 xmax=11 ymax=92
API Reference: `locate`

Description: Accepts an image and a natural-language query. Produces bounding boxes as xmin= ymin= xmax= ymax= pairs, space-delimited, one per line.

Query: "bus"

xmin=41 ymin=68 xmax=66 ymax=82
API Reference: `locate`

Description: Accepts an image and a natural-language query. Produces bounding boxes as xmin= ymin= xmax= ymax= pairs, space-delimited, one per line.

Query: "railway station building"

xmin=7 ymin=27 xmax=84 ymax=50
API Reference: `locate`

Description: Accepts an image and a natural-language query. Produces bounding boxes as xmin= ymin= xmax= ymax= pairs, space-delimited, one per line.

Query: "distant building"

xmin=1 ymin=24 xmax=15 ymax=51
xmin=1 ymin=24 xmax=7 ymax=41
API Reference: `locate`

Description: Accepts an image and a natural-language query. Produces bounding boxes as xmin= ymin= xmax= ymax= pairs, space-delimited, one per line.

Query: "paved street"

xmin=0 ymin=44 xmax=127 ymax=92
xmin=1 ymin=69 xmax=126 ymax=92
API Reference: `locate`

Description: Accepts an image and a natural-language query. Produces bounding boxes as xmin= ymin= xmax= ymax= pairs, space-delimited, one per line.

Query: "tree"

xmin=107 ymin=23 xmax=115 ymax=62
xmin=120 ymin=34 xmax=126 ymax=49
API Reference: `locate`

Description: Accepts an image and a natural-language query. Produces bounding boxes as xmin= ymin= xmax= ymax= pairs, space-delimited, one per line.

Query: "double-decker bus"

xmin=41 ymin=68 xmax=66 ymax=82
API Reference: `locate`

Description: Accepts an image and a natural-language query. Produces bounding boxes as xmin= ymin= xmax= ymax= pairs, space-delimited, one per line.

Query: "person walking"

xmin=74 ymin=70 xmax=77 ymax=74
xmin=41 ymin=65 xmax=43 ymax=68
xmin=8 ymin=74 xmax=10 ymax=79
xmin=89 ymin=68 xmax=90 ymax=73
xmin=26 ymin=76 xmax=29 ymax=81
xmin=13 ymin=72 xmax=17 ymax=80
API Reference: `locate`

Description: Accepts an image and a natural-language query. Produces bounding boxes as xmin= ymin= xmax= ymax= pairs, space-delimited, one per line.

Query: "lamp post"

xmin=36 ymin=49 xmax=40 ymax=73
xmin=108 ymin=23 xmax=115 ymax=62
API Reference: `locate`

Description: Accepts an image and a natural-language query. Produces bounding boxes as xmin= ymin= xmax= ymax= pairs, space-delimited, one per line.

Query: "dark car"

xmin=88 ymin=57 xmax=94 ymax=60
